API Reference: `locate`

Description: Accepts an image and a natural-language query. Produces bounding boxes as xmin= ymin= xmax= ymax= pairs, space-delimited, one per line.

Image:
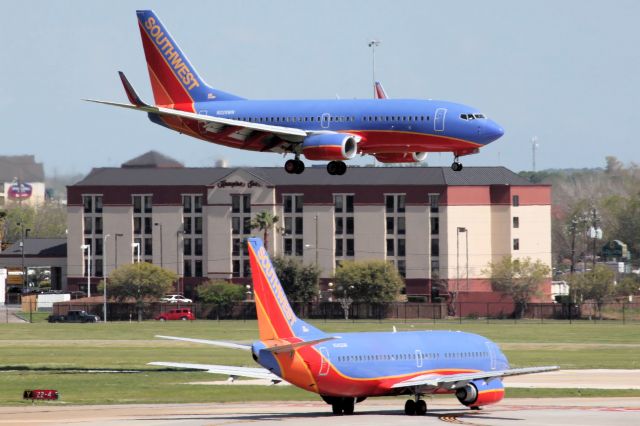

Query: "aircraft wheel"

xmin=294 ymin=159 xmax=305 ymax=174
xmin=342 ymin=398 xmax=355 ymax=415
xmin=327 ymin=161 xmax=339 ymax=175
xmin=336 ymin=161 xmax=347 ymax=175
xmin=285 ymin=159 xmax=297 ymax=174
xmin=331 ymin=403 xmax=343 ymax=415
xmin=404 ymin=399 xmax=416 ymax=415
xmin=451 ymin=161 xmax=463 ymax=172
xmin=416 ymin=399 xmax=427 ymax=415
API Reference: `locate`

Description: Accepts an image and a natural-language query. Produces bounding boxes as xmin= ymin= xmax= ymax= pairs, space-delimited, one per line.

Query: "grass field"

xmin=1 ymin=320 xmax=639 ymax=405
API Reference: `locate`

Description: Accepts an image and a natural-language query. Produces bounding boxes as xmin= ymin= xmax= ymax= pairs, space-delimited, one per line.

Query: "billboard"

xmin=8 ymin=182 xmax=33 ymax=200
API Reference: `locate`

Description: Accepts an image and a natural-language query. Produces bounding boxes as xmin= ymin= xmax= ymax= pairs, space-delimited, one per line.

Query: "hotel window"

xmin=513 ymin=238 xmax=520 ymax=250
xmin=512 ymin=195 xmax=520 ymax=207
xmin=431 ymin=238 xmax=440 ymax=256
xmin=231 ymin=194 xmax=252 ymax=276
xmin=334 ymin=194 xmax=355 ymax=262
xmin=430 ymin=217 xmax=439 ymax=235
xmin=283 ymin=194 xmax=304 ymax=258
xmin=513 ymin=217 xmax=519 ymax=228
xmin=429 ymin=193 xmax=440 ymax=213
xmin=132 ymin=194 xmax=153 ymax=262
xmin=385 ymin=193 xmax=406 ymax=278
xmin=83 ymin=194 xmax=105 ymax=277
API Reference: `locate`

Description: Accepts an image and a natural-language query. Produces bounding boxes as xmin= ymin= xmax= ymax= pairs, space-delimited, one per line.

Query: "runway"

xmin=1 ymin=398 xmax=638 ymax=426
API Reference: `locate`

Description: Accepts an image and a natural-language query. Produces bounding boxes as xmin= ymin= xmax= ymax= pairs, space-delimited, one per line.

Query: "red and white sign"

xmin=8 ymin=182 xmax=32 ymax=199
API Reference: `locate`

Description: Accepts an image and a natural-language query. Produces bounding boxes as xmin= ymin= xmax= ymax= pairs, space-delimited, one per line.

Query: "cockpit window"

xmin=460 ymin=113 xmax=487 ymax=120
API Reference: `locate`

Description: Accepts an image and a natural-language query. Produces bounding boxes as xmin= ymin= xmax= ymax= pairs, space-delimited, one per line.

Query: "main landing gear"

xmin=451 ymin=156 xmax=464 ymax=172
xmin=327 ymin=160 xmax=347 ymax=176
xmin=322 ymin=396 xmax=356 ymax=415
xmin=284 ymin=158 xmax=305 ymax=174
xmin=404 ymin=395 xmax=427 ymax=415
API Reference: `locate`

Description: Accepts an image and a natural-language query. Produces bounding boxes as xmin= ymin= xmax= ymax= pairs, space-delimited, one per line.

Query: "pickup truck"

xmin=48 ymin=310 xmax=100 ymax=323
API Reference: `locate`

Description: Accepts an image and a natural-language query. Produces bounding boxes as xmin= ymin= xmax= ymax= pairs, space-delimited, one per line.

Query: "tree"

xmin=484 ymin=256 xmax=550 ymax=318
xmin=197 ymin=280 xmax=246 ymax=319
xmin=568 ymin=265 xmax=615 ymax=318
xmin=2 ymin=203 xmax=66 ymax=243
xmin=334 ymin=260 xmax=403 ymax=304
xmin=100 ymin=263 xmax=176 ymax=321
xmin=250 ymin=210 xmax=279 ymax=251
xmin=0 ymin=209 xmax=6 ymax=248
xmin=616 ymin=275 xmax=640 ymax=299
xmin=271 ymin=256 xmax=319 ymax=303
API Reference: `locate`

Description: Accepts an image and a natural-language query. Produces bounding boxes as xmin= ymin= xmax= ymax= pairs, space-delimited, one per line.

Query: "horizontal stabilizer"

xmin=148 ymin=361 xmax=281 ymax=382
xmin=263 ymin=336 xmax=338 ymax=354
xmin=155 ymin=335 xmax=251 ymax=351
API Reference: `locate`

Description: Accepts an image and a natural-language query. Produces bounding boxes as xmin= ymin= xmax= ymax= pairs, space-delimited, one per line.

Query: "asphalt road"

xmin=1 ymin=398 xmax=638 ymax=426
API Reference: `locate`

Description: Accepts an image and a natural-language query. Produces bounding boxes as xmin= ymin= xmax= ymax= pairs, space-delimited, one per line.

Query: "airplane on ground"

xmin=149 ymin=238 xmax=558 ymax=416
xmin=87 ymin=10 xmax=504 ymax=175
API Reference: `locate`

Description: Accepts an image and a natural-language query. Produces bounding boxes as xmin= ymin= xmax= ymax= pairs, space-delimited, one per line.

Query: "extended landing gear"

xmin=284 ymin=158 xmax=305 ymax=174
xmin=451 ymin=156 xmax=464 ymax=172
xmin=404 ymin=396 xmax=427 ymax=415
xmin=330 ymin=397 xmax=355 ymax=415
xmin=327 ymin=160 xmax=347 ymax=176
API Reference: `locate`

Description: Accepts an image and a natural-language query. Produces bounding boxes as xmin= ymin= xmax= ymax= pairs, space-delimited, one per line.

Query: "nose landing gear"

xmin=451 ymin=156 xmax=463 ymax=172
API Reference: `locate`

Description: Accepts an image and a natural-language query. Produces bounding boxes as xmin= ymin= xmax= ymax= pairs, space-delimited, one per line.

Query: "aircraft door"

xmin=415 ymin=349 xmax=423 ymax=368
xmin=319 ymin=347 xmax=330 ymax=376
xmin=434 ymin=108 xmax=447 ymax=132
xmin=321 ymin=113 xmax=331 ymax=129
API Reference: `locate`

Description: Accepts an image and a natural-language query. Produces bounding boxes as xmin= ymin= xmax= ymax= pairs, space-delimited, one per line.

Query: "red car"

xmin=155 ymin=308 xmax=195 ymax=321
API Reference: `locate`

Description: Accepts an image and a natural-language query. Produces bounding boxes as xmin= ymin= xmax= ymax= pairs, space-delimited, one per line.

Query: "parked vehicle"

xmin=160 ymin=294 xmax=193 ymax=304
xmin=47 ymin=310 xmax=100 ymax=323
xmin=155 ymin=308 xmax=195 ymax=321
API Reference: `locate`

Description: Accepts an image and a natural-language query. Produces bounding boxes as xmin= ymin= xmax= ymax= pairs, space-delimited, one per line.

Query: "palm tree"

xmin=250 ymin=210 xmax=279 ymax=251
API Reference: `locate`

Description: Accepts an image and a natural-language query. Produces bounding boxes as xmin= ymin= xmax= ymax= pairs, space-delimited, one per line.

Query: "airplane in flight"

xmin=150 ymin=238 xmax=557 ymax=416
xmin=87 ymin=10 xmax=504 ymax=175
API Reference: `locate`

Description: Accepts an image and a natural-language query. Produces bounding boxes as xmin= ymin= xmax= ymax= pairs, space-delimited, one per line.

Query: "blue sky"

xmin=2 ymin=0 xmax=639 ymax=176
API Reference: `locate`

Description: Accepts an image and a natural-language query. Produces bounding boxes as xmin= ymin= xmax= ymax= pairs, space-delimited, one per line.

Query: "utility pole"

xmin=368 ymin=40 xmax=381 ymax=98
xmin=103 ymin=235 xmax=110 ymax=322
xmin=589 ymin=208 xmax=602 ymax=269
xmin=154 ymin=222 xmax=164 ymax=268
xmin=531 ymin=136 xmax=539 ymax=172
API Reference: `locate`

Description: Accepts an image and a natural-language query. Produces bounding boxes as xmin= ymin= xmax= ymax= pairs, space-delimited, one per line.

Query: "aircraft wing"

xmin=148 ymin=361 xmax=282 ymax=383
xmin=390 ymin=366 xmax=559 ymax=390
xmin=155 ymin=335 xmax=251 ymax=351
xmin=85 ymin=98 xmax=308 ymax=142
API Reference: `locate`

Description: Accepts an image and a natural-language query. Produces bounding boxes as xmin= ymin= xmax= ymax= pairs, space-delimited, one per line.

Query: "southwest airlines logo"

xmin=257 ymin=245 xmax=296 ymax=325
xmin=144 ymin=17 xmax=200 ymax=91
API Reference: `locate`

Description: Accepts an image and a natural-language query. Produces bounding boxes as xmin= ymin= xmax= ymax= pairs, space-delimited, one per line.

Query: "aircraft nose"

xmin=484 ymin=121 xmax=504 ymax=143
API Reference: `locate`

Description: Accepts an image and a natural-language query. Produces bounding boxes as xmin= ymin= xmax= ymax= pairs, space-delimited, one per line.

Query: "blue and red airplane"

xmin=150 ymin=238 xmax=557 ymax=416
xmin=87 ymin=10 xmax=504 ymax=175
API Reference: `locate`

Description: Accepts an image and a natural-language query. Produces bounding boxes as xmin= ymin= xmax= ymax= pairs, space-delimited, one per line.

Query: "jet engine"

xmin=455 ymin=380 xmax=504 ymax=408
xmin=302 ymin=134 xmax=358 ymax=161
xmin=374 ymin=152 xmax=428 ymax=163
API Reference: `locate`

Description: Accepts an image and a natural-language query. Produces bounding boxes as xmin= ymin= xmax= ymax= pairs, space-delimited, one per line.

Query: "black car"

xmin=48 ymin=310 xmax=100 ymax=323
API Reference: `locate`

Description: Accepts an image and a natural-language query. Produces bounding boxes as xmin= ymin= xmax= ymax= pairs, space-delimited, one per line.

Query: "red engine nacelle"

xmin=455 ymin=381 xmax=505 ymax=408
xmin=374 ymin=152 xmax=428 ymax=163
xmin=302 ymin=133 xmax=359 ymax=161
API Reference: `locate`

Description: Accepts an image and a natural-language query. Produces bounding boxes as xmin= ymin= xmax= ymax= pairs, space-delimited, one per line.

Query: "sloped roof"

xmin=0 ymin=238 xmax=67 ymax=257
xmin=121 ymin=151 xmax=184 ymax=168
xmin=72 ymin=166 xmax=534 ymax=187
xmin=0 ymin=155 xmax=45 ymax=182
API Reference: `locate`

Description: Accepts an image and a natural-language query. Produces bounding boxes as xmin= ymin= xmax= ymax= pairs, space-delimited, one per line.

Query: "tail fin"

xmin=135 ymin=10 xmax=244 ymax=106
xmin=247 ymin=238 xmax=324 ymax=341
xmin=374 ymin=81 xmax=388 ymax=99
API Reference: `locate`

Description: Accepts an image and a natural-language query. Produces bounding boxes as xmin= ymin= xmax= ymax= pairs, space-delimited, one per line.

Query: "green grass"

xmin=0 ymin=320 xmax=638 ymax=405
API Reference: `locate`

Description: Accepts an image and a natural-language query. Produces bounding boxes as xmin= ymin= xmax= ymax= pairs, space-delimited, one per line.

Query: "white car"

xmin=161 ymin=294 xmax=193 ymax=304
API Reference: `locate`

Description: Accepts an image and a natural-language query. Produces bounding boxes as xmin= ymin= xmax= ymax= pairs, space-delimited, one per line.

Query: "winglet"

xmin=118 ymin=71 xmax=148 ymax=107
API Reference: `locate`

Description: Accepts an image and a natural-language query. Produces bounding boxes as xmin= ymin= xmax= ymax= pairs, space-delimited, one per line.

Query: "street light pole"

xmin=81 ymin=244 xmax=91 ymax=297
xmin=114 ymin=233 xmax=124 ymax=270
xmin=314 ymin=215 xmax=319 ymax=268
xmin=456 ymin=227 xmax=467 ymax=292
xmin=368 ymin=40 xmax=381 ymax=98
xmin=176 ymin=229 xmax=183 ymax=294
xmin=154 ymin=222 xmax=164 ymax=268
xmin=103 ymin=234 xmax=110 ymax=322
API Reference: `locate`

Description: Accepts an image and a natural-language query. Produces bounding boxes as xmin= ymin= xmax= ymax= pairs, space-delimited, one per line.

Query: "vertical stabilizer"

xmin=247 ymin=238 xmax=324 ymax=341
xmin=135 ymin=10 xmax=244 ymax=107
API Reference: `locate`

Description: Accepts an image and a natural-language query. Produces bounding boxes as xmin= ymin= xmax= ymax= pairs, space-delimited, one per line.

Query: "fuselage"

xmin=154 ymin=98 xmax=504 ymax=157
xmin=253 ymin=330 xmax=508 ymax=397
